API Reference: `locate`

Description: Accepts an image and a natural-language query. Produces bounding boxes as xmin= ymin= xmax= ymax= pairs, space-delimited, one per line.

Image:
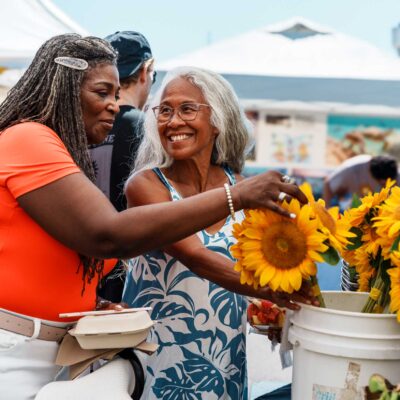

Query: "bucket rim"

xmin=296 ymin=291 xmax=398 ymax=320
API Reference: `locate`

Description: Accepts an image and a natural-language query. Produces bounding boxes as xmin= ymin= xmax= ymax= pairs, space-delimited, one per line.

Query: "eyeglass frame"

xmin=152 ymin=103 xmax=210 ymax=123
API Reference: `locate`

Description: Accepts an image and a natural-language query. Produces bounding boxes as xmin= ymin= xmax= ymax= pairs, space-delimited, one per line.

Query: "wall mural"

xmin=326 ymin=115 xmax=400 ymax=166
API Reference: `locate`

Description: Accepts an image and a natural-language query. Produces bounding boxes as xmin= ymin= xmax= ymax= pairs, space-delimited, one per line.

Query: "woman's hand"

xmin=253 ymin=280 xmax=319 ymax=311
xmin=231 ymin=171 xmax=307 ymax=218
xmin=95 ymin=297 xmax=129 ymax=311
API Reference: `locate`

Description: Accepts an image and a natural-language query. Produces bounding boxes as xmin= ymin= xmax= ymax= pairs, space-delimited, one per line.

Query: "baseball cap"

xmin=105 ymin=31 xmax=152 ymax=79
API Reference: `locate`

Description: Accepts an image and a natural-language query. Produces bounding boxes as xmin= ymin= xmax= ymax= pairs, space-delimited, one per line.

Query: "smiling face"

xmin=157 ymin=77 xmax=218 ymax=162
xmin=80 ymin=63 xmax=120 ymax=145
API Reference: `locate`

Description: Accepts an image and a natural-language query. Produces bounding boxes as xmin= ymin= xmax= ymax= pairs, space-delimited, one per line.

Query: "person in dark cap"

xmin=90 ymin=31 xmax=156 ymax=302
xmin=90 ymin=31 xmax=155 ymax=211
xmin=323 ymin=154 xmax=399 ymax=208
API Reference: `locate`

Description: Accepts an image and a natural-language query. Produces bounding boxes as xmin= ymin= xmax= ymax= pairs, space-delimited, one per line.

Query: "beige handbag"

xmin=35 ymin=310 xmax=158 ymax=400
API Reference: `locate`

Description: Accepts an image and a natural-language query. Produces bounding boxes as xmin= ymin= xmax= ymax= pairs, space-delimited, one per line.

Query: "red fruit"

xmin=268 ymin=308 xmax=280 ymax=323
xmin=261 ymin=300 xmax=274 ymax=311
xmin=247 ymin=304 xmax=258 ymax=321
xmin=248 ymin=299 xmax=285 ymax=326
xmin=257 ymin=311 xmax=268 ymax=325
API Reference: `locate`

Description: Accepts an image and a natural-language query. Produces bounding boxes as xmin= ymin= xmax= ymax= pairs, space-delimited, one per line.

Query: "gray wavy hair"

xmin=133 ymin=66 xmax=253 ymax=174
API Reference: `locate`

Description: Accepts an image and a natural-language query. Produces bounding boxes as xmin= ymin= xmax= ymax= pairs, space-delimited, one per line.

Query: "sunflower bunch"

xmin=339 ymin=180 xmax=400 ymax=315
xmin=231 ymin=185 xmax=346 ymax=305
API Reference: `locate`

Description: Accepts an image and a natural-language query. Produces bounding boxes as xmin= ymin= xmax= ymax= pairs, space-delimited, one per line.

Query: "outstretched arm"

xmin=126 ymin=172 xmax=315 ymax=309
xmin=164 ymin=237 xmax=313 ymax=309
xmin=18 ymin=169 xmax=307 ymax=260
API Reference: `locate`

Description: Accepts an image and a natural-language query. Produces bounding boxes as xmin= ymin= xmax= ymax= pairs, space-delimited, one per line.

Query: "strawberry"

xmin=247 ymin=298 xmax=285 ymax=327
xmin=257 ymin=311 xmax=268 ymax=325
xmin=247 ymin=303 xmax=258 ymax=321
xmin=261 ymin=300 xmax=274 ymax=311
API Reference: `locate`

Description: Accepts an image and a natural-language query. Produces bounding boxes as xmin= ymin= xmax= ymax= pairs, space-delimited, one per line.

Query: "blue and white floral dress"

xmin=122 ymin=166 xmax=248 ymax=400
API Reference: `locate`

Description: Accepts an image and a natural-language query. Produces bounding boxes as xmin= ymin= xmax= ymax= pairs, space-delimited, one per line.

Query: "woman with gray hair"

xmin=122 ymin=67 xmax=313 ymax=399
xmin=134 ymin=66 xmax=250 ymax=174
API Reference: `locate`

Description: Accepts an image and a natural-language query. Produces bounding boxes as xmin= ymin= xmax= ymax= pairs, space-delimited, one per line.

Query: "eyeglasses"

xmin=152 ymin=103 xmax=210 ymax=123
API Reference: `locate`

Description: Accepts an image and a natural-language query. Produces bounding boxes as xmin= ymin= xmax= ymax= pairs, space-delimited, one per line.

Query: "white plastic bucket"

xmin=288 ymin=291 xmax=400 ymax=399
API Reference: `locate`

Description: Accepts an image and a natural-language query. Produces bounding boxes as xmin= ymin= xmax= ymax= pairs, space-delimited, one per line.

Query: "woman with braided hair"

xmin=0 ymin=34 xmax=308 ymax=399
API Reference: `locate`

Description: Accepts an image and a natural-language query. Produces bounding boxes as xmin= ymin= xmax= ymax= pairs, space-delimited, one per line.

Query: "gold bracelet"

xmin=224 ymin=183 xmax=236 ymax=221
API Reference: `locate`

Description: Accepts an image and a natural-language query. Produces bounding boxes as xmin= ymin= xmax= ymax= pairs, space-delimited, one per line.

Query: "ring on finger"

xmin=278 ymin=191 xmax=287 ymax=202
xmin=282 ymin=175 xmax=295 ymax=184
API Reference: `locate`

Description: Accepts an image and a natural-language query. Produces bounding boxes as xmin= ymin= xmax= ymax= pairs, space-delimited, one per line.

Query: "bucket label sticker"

xmin=312 ymin=386 xmax=342 ymax=400
xmin=312 ymin=362 xmax=364 ymax=400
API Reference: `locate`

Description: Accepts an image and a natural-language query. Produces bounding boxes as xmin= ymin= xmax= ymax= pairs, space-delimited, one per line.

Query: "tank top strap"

xmin=223 ymin=165 xmax=237 ymax=185
xmin=153 ymin=166 xmax=237 ymax=202
xmin=152 ymin=167 xmax=182 ymax=201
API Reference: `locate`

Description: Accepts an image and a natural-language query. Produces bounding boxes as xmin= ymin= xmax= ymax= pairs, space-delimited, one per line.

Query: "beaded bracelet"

xmin=224 ymin=183 xmax=236 ymax=221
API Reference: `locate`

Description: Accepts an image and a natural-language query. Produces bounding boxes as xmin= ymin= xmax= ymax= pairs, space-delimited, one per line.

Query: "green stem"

xmin=310 ymin=275 xmax=325 ymax=308
xmin=378 ymin=284 xmax=390 ymax=313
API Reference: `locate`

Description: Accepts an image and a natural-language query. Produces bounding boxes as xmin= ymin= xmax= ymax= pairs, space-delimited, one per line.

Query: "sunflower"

xmin=350 ymin=247 xmax=376 ymax=290
xmin=360 ymin=224 xmax=382 ymax=258
xmin=232 ymin=198 xmax=328 ymax=294
xmin=231 ymin=220 xmax=256 ymax=286
xmin=390 ymin=242 xmax=400 ymax=268
xmin=392 ymin=253 xmax=400 ymax=268
xmin=358 ymin=268 xmax=375 ymax=292
xmin=373 ymin=186 xmax=400 ymax=239
xmin=388 ymin=266 xmax=400 ymax=322
xmin=299 ymin=182 xmax=354 ymax=252
xmin=352 ymin=246 xmax=372 ymax=272
xmin=345 ymin=179 xmax=395 ymax=227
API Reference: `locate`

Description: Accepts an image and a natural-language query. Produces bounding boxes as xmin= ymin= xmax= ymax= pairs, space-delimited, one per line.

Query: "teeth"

xmin=170 ymin=134 xmax=190 ymax=142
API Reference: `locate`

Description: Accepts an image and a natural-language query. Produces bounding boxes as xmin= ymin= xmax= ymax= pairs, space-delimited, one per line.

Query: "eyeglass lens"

xmin=155 ymin=104 xmax=201 ymax=122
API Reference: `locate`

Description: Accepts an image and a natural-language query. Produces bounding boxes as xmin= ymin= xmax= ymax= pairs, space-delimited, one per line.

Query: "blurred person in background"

xmin=0 ymin=35 xmax=310 ymax=399
xmin=323 ymin=154 xmax=399 ymax=208
xmin=90 ymin=31 xmax=156 ymax=303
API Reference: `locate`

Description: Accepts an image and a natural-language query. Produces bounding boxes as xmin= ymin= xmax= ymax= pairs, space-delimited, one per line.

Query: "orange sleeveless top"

xmin=0 ymin=122 xmax=115 ymax=321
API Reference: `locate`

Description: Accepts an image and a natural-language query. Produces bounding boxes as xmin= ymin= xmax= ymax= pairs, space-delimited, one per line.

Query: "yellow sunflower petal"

xmin=259 ymin=266 xmax=276 ymax=287
xmin=269 ymin=269 xmax=283 ymax=292
xmin=287 ymin=268 xmax=302 ymax=291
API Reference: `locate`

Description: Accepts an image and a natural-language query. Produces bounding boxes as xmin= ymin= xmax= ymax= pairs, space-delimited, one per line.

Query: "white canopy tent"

xmin=158 ymin=17 xmax=400 ymax=112
xmin=160 ymin=17 xmax=400 ymax=81
xmin=0 ymin=0 xmax=87 ymax=69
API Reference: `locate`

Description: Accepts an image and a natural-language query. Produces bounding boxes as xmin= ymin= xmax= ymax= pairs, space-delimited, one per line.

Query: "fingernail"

xmin=290 ymin=213 xmax=296 ymax=219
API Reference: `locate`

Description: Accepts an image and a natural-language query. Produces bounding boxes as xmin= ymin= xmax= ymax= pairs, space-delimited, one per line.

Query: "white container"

xmin=289 ymin=291 xmax=400 ymax=399
xmin=69 ymin=310 xmax=153 ymax=350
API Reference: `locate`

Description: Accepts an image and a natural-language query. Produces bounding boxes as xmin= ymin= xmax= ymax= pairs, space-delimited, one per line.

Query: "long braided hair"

xmin=0 ymin=34 xmax=117 ymax=288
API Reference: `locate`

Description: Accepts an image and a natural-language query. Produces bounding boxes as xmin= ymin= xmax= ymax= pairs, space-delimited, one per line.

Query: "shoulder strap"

xmin=152 ymin=168 xmax=182 ymax=200
xmin=223 ymin=165 xmax=237 ymax=185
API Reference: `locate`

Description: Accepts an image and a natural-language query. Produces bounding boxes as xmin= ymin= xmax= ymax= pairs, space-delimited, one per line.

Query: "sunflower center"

xmin=276 ymin=238 xmax=289 ymax=253
xmin=261 ymin=221 xmax=307 ymax=269
xmin=314 ymin=203 xmax=336 ymax=234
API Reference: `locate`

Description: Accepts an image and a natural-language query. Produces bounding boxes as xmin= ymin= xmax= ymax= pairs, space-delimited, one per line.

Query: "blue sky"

xmin=53 ymin=0 xmax=400 ymax=62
